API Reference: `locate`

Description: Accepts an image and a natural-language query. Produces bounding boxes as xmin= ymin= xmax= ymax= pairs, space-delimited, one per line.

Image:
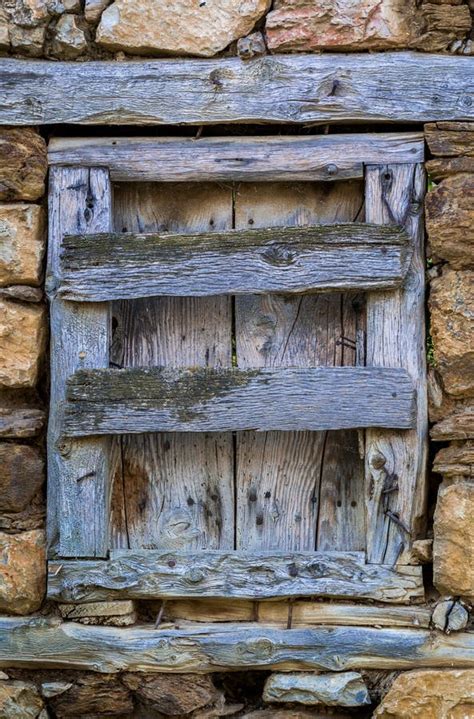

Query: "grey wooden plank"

xmin=2 ymin=618 xmax=474 ymax=673
xmin=365 ymin=164 xmax=428 ymax=565
xmin=1 ymin=54 xmax=473 ymax=126
xmin=58 ymin=224 xmax=411 ymax=301
xmin=48 ymin=133 xmax=425 ymax=181
xmin=109 ymin=182 xmax=234 ymax=553
xmin=47 ymin=551 xmax=423 ymax=603
xmin=64 ymin=367 xmax=416 ymax=435
xmin=46 ymin=167 xmax=112 ymax=558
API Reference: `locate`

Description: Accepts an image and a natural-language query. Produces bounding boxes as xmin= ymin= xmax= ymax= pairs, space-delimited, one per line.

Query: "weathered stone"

xmin=40 ymin=681 xmax=73 ymax=698
xmin=432 ymin=599 xmax=470 ymax=633
xmin=96 ymin=0 xmax=271 ymax=57
xmin=0 ymin=680 xmax=45 ymax=719
xmin=7 ymin=0 xmax=50 ymax=28
xmin=433 ymin=482 xmax=474 ymax=602
xmin=416 ymin=3 xmax=471 ymax=52
xmin=263 ymin=672 xmax=370 ymax=707
xmin=374 ymin=669 xmax=474 ymax=718
xmin=426 ymin=175 xmax=474 ymax=268
xmin=237 ymin=30 xmax=266 ymax=58
xmin=84 ymin=0 xmax=112 ymax=23
xmin=47 ymin=674 xmax=133 ymax=718
xmin=0 ymin=129 xmax=47 ymax=202
xmin=0 ymin=529 xmax=46 ymax=614
xmin=431 ymin=404 xmax=474 ymax=440
xmin=0 ymin=9 xmax=9 ymax=49
xmin=8 ymin=23 xmax=46 ymax=56
xmin=0 ymin=390 xmax=45 ymax=438
xmin=0 ymin=443 xmax=44 ymax=512
xmin=425 ymin=157 xmax=474 ymax=181
xmin=0 ymin=495 xmax=45 ymax=532
xmin=122 ymin=673 xmax=221 ymax=715
xmin=398 ymin=538 xmax=433 ymax=565
xmin=50 ymin=13 xmax=87 ymax=58
xmin=433 ymin=441 xmax=474 ymax=478
xmin=0 ymin=300 xmax=46 ymax=388
xmin=429 ymin=269 xmax=474 ymax=398
xmin=243 ymin=711 xmax=345 ymax=719
xmin=0 ymin=286 xmax=43 ymax=302
xmin=58 ymin=600 xmax=137 ymax=625
xmin=425 ymin=121 xmax=474 ymax=158
xmin=0 ymin=204 xmax=45 ymax=287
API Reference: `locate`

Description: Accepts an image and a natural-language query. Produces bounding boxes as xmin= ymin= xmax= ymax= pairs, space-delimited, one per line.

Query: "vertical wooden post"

xmin=365 ymin=163 xmax=428 ymax=565
xmin=47 ymin=167 xmax=112 ymax=557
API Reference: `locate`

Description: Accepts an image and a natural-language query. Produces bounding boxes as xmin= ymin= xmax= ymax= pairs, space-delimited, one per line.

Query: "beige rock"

xmin=374 ymin=669 xmax=474 ymax=718
xmin=96 ymin=0 xmax=271 ymax=57
xmin=433 ymin=440 xmax=474 ymax=478
xmin=58 ymin=600 xmax=137 ymax=625
xmin=84 ymin=0 xmax=111 ymax=24
xmin=433 ymin=482 xmax=474 ymax=602
xmin=426 ymin=175 xmax=474 ymax=269
xmin=7 ymin=0 xmax=51 ymax=28
xmin=51 ymin=13 xmax=87 ymax=58
xmin=0 ymin=300 xmax=46 ymax=388
xmin=237 ymin=30 xmax=266 ymax=58
xmin=47 ymin=674 xmax=133 ymax=718
xmin=416 ymin=3 xmax=471 ymax=53
xmin=431 ymin=404 xmax=474 ymax=440
xmin=429 ymin=269 xmax=474 ymax=398
xmin=0 ymin=128 xmax=47 ymax=202
xmin=0 ymin=680 xmax=45 ymax=719
xmin=0 ymin=286 xmax=43 ymax=302
xmin=0 ymin=9 xmax=9 ymax=49
xmin=122 ymin=673 xmax=221 ymax=715
xmin=0 ymin=204 xmax=45 ymax=287
xmin=0 ymin=529 xmax=46 ymax=614
xmin=9 ymin=22 xmax=46 ymax=56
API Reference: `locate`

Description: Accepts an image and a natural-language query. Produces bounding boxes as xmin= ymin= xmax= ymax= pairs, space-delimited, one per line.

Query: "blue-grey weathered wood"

xmin=63 ymin=367 xmax=416 ymax=436
xmin=48 ymin=133 xmax=424 ymax=181
xmin=58 ymin=224 xmax=411 ymax=301
xmin=47 ymin=550 xmax=424 ymax=604
xmin=1 ymin=54 xmax=473 ymax=126
xmin=1 ymin=617 xmax=474 ymax=672
xmin=262 ymin=672 xmax=371 ymax=706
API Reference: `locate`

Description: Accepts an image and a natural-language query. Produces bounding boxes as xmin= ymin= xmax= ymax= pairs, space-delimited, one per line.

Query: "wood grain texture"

xmin=58 ymin=224 xmax=411 ymax=301
xmin=365 ymin=164 xmax=428 ymax=565
xmin=2 ymin=618 xmax=473 ymax=673
xmin=47 ymin=167 xmax=112 ymax=558
xmin=48 ymin=133 xmax=424 ymax=181
xmin=2 ymin=54 xmax=473 ymax=125
xmin=64 ymin=366 xmax=416 ymax=435
xmin=109 ymin=183 xmax=234 ymax=553
xmin=48 ymin=550 xmax=424 ymax=603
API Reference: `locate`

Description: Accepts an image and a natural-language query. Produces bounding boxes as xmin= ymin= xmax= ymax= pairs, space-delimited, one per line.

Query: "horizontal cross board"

xmin=48 ymin=133 xmax=424 ymax=181
xmin=64 ymin=367 xmax=416 ymax=435
xmin=48 ymin=550 xmax=423 ymax=604
xmin=58 ymin=224 xmax=411 ymax=301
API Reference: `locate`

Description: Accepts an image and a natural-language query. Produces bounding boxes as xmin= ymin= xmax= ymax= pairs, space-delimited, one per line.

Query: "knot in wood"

xmin=261 ymin=243 xmax=295 ymax=267
xmin=238 ymin=637 xmax=275 ymax=659
xmin=370 ymin=451 xmax=387 ymax=470
xmin=185 ymin=568 xmax=205 ymax=584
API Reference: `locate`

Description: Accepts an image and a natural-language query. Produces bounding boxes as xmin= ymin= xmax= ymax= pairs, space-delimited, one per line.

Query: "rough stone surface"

xmin=8 ymin=23 xmax=46 ymax=56
xmin=84 ymin=0 xmax=112 ymax=23
xmin=51 ymin=13 xmax=87 ymax=58
xmin=0 ymin=204 xmax=45 ymax=287
xmin=433 ymin=440 xmax=474 ymax=478
xmin=0 ymin=390 xmax=45 ymax=439
xmin=0 ymin=529 xmax=46 ymax=614
xmin=58 ymin=600 xmax=137 ymax=626
xmin=426 ymin=174 xmax=474 ymax=269
xmin=237 ymin=30 xmax=266 ymax=58
xmin=263 ymin=672 xmax=370 ymax=706
xmin=431 ymin=404 xmax=474 ymax=440
xmin=96 ymin=0 xmax=271 ymax=57
xmin=0 ymin=443 xmax=44 ymax=512
xmin=432 ymin=599 xmax=470 ymax=633
xmin=373 ymin=669 xmax=474 ymax=718
xmin=433 ymin=482 xmax=474 ymax=602
xmin=0 ymin=300 xmax=46 ymax=388
xmin=0 ymin=680 xmax=45 ymax=719
xmin=429 ymin=269 xmax=474 ymax=398
xmin=122 ymin=673 xmax=221 ymax=715
xmin=0 ymin=129 xmax=47 ymax=202
xmin=47 ymin=674 xmax=133 ymax=718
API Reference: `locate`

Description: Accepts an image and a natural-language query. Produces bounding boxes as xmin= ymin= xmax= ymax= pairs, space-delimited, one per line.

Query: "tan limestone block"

xmin=0 ymin=300 xmax=46 ymax=388
xmin=0 ymin=204 xmax=45 ymax=286
xmin=0 ymin=529 xmax=46 ymax=614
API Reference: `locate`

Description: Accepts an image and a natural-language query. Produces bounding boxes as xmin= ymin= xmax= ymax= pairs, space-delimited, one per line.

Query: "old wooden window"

xmin=46 ymin=133 xmax=427 ymax=605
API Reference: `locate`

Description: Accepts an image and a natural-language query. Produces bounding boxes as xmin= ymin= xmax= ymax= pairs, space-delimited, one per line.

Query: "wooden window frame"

xmin=46 ymin=132 xmax=427 ymax=605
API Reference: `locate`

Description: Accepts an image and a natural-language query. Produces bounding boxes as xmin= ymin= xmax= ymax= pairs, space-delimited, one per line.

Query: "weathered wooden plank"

xmin=365 ymin=164 xmax=428 ymax=565
xmin=48 ymin=133 xmax=425 ymax=181
xmin=48 ymin=550 xmax=424 ymax=603
xmin=109 ymin=182 xmax=234 ymax=552
xmin=1 ymin=54 xmax=473 ymax=126
xmin=64 ymin=367 xmax=416 ymax=436
xmin=2 ymin=618 xmax=473 ymax=672
xmin=46 ymin=167 xmax=112 ymax=558
xmin=58 ymin=224 xmax=411 ymax=301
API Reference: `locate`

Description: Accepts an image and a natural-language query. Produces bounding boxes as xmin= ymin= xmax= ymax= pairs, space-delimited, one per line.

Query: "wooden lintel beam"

xmin=64 ymin=366 xmax=416 ymax=436
xmin=58 ymin=224 xmax=411 ymax=301
xmin=1 ymin=54 xmax=473 ymax=126
xmin=1 ymin=617 xmax=473 ymax=672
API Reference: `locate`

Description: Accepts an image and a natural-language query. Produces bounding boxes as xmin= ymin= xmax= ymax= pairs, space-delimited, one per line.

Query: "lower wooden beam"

xmin=1 ymin=618 xmax=473 ymax=673
xmin=48 ymin=551 xmax=424 ymax=604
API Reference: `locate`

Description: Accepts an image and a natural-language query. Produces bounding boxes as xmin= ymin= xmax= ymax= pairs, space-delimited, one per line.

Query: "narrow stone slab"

xmin=263 ymin=672 xmax=371 ymax=707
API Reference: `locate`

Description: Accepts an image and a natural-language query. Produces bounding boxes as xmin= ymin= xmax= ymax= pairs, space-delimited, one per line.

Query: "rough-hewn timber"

xmin=58 ymin=224 xmax=411 ymax=301
xmin=1 ymin=618 xmax=473 ymax=673
xmin=64 ymin=367 xmax=416 ymax=435
xmin=48 ymin=133 xmax=424 ymax=181
xmin=1 ymin=54 xmax=473 ymax=126
xmin=47 ymin=551 xmax=424 ymax=604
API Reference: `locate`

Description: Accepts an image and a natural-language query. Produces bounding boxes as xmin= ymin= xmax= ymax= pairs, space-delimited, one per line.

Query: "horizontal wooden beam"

xmin=48 ymin=551 xmax=424 ymax=604
xmin=1 ymin=54 xmax=473 ymax=126
xmin=64 ymin=367 xmax=416 ymax=435
xmin=48 ymin=133 xmax=424 ymax=181
xmin=58 ymin=224 xmax=411 ymax=301
xmin=2 ymin=617 xmax=473 ymax=672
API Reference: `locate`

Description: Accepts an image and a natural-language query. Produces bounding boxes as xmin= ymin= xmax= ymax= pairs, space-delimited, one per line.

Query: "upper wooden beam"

xmin=58 ymin=224 xmax=411 ymax=301
xmin=48 ymin=133 xmax=424 ymax=181
xmin=1 ymin=54 xmax=473 ymax=126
